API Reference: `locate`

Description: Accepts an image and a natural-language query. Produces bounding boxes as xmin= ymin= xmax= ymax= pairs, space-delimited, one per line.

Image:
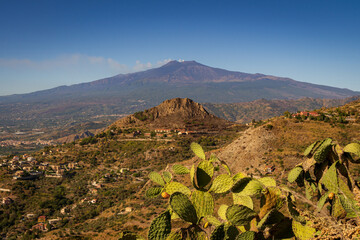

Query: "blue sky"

xmin=0 ymin=0 xmax=359 ymax=96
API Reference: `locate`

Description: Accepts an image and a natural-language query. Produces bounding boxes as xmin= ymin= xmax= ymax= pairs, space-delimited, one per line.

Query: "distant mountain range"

xmin=0 ymin=60 xmax=358 ymax=130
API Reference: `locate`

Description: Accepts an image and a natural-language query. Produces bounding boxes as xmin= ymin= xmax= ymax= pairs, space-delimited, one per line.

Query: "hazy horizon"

xmin=1 ymin=0 xmax=360 ymax=96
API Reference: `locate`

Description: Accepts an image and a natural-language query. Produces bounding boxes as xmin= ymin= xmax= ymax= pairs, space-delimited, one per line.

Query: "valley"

xmin=0 ymin=97 xmax=359 ymax=239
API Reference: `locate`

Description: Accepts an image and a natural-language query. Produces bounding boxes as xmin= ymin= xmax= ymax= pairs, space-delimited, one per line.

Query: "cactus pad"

xmin=332 ymin=194 xmax=346 ymax=218
xmin=303 ymin=140 xmax=320 ymax=157
xmin=343 ymin=142 xmax=360 ymax=157
xmin=165 ymin=182 xmax=191 ymax=196
xmin=191 ymin=190 xmax=214 ymax=218
xmin=166 ymin=231 xmax=182 ymax=240
xmin=190 ymin=142 xmax=206 ymax=160
xmin=232 ymin=172 xmax=246 ymax=182
xmin=320 ymin=162 xmax=338 ymax=194
xmin=149 ymin=171 xmax=165 ymax=186
xmin=205 ymin=215 xmax=222 ymax=227
xmin=210 ymin=174 xmax=233 ymax=194
xmin=313 ymin=138 xmax=332 ymax=163
xmin=292 ymin=220 xmax=316 ymax=240
xmin=258 ymin=177 xmax=276 ymax=187
xmin=317 ymin=192 xmax=329 ymax=212
xmin=226 ymin=204 xmax=257 ymax=226
xmin=145 ymin=187 xmax=163 ymax=199
xmin=287 ymin=166 xmax=303 ymax=183
xmin=162 ymin=171 xmax=172 ymax=183
xmin=218 ymin=204 xmax=229 ymax=220
xmin=231 ymin=178 xmax=263 ymax=196
xmin=172 ymin=164 xmax=190 ymax=175
xmin=232 ymin=193 xmax=253 ymax=210
xmin=169 ymin=192 xmax=198 ymax=224
xmin=195 ymin=160 xmax=214 ymax=189
xmin=148 ymin=210 xmax=171 ymax=240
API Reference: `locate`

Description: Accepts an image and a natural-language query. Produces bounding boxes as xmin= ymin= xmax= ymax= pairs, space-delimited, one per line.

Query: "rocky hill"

xmin=112 ymin=98 xmax=231 ymax=131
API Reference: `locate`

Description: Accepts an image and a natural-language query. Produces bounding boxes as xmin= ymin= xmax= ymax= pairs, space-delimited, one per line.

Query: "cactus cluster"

xmin=142 ymin=142 xmax=298 ymax=240
xmin=287 ymin=138 xmax=360 ymax=239
xmin=132 ymin=140 xmax=360 ymax=239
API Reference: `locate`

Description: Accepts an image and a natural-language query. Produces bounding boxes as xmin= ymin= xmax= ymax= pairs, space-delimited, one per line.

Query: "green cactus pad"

xmin=320 ymin=162 xmax=338 ymax=194
xmin=304 ymin=180 xmax=315 ymax=200
xmin=162 ymin=171 xmax=172 ymax=183
xmin=317 ymin=192 xmax=329 ymax=212
xmin=231 ymin=178 xmax=263 ymax=196
xmin=195 ymin=160 xmax=214 ymax=189
xmin=343 ymin=142 xmax=360 ymax=157
xmin=148 ymin=210 xmax=172 ymax=240
xmin=226 ymin=204 xmax=257 ymax=226
xmin=313 ymin=138 xmax=332 ymax=163
xmin=303 ymin=140 xmax=320 ymax=157
xmin=190 ymin=142 xmax=206 ymax=160
xmin=172 ymin=164 xmax=190 ymax=175
xmin=166 ymin=231 xmax=182 ymax=240
xmin=339 ymin=178 xmax=354 ymax=200
xmin=145 ymin=187 xmax=163 ymax=199
xmin=205 ymin=215 xmax=222 ymax=227
xmin=258 ymin=177 xmax=276 ymax=187
xmin=149 ymin=171 xmax=165 ymax=186
xmin=224 ymin=224 xmax=240 ymax=240
xmin=232 ymin=193 xmax=253 ymax=209
xmin=257 ymin=209 xmax=284 ymax=230
xmin=165 ymin=182 xmax=191 ymax=196
xmin=218 ymin=204 xmax=229 ymax=220
xmin=210 ymin=224 xmax=225 ymax=240
xmin=338 ymin=194 xmax=360 ymax=218
xmin=210 ymin=174 xmax=233 ymax=194
xmin=191 ymin=190 xmax=214 ymax=218
xmin=332 ymin=194 xmax=346 ymax=218
xmin=287 ymin=166 xmax=303 ymax=183
xmin=235 ymin=231 xmax=255 ymax=240
xmin=232 ymin=172 xmax=246 ymax=182
xmin=169 ymin=192 xmax=198 ymax=224
xmin=292 ymin=220 xmax=316 ymax=240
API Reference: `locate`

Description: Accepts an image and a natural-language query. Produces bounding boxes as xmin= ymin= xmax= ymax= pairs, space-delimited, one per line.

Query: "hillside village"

xmin=0 ymin=97 xmax=359 ymax=239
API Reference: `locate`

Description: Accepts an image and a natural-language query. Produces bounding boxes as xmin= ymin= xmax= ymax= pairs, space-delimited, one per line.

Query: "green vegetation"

xmin=129 ymin=141 xmax=360 ymax=239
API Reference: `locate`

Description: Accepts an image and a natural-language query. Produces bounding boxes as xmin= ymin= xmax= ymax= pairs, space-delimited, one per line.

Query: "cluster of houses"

xmin=291 ymin=111 xmax=320 ymax=118
xmin=31 ymin=215 xmax=61 ymax=232
xmin=0 ymin=155 xmax=79 ymax=180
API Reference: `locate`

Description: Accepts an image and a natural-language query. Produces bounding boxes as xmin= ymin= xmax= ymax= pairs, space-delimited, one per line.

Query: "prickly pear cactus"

xmin=210 ymin=224 xmax=225 ymax=240
xmin=235 ymin=231 xmax=255 ymax=240
xmin=218 ymin=204 xmax=229 ymax=221
xmin=162 ymin=171 xmax=172 ymax=183
xmin=292 ymin=220 xmax=316 ymax=240
xmin=313 ymin=138 xmax=332 ymax=163
xmin=169 ymin=192 xmax=198 ymax=224
xmin=195 ymin=160 xmax=214 ymax=189
xmin=172 ymin=164 xmax=190 ymax=175
xmin=149 ymin=171 xmax=165 ymax=186
xmin=231 ymin=178 xmax=263 ymax=196
xmin=343 ymin=142 xmax=360 ymax=157
xmin=225 ymin=204 xmax=257 ymax=226
xmin=190 ymin=142 xmax=206 ymax=160
xmin=232 ymin=194 xmax=253 ymax=210
xmin=191 ymin=190 xmax=214 ymax=218
xmin=210 ymin=174 xmax=233 ymax=194
xmin=145 ymin=187 xmax=163 ymax=198
xmin=287 ymin=166 xmax=303 ymax=183
xmin=320 ymin=161 xmax=338 ymax=194
xmin=148 ymin=210 xmax=171 ymax=240
xmin=165 ymin=181 xmax=191 ymax=196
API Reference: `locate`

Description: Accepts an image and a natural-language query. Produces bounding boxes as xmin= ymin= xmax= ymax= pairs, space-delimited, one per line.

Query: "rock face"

xmin=113 ymin=98 xmax=230 ymax=130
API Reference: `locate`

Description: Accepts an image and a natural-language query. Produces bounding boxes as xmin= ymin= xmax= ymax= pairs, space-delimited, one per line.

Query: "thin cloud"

xmin=0 ymin=55 xmax=172 ymax=73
